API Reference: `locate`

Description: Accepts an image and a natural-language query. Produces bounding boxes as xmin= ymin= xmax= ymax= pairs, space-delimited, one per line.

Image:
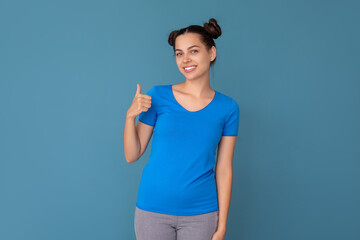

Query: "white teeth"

xmin=185 ymin=66 xmax=196 ymax=70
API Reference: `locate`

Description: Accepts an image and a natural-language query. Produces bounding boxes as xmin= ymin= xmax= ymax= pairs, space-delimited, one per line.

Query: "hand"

xmin=126 ymin=84 xmax=152 ymax=119
xmin=212 ymin=230 xmax=226 ymax=240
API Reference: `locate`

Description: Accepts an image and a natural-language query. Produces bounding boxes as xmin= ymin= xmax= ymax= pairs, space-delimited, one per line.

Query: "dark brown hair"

xmin=168 ymin=18 xmax=222 ymax=67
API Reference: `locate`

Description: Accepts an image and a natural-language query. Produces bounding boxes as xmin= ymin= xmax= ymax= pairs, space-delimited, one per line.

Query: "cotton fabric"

xmin=136 ymin=84 xmax=239 ymax=215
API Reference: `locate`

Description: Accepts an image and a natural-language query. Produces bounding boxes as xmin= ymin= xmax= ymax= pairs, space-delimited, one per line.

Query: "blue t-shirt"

xmin=136 ymin=84 xmax=239 ymax=216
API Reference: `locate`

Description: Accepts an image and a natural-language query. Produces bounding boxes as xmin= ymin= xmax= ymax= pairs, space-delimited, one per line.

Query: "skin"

xmin=172 ymin=32 xmax=216 ymax=108
xmin=124 ymin=32 xmax=236 ymax=240
xmin=174 ymin=32 xmax=237 ymax=240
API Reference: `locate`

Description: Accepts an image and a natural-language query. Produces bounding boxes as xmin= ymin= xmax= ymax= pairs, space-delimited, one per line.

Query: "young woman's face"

xmin=174 ymin=33 xmax=216 ymax=80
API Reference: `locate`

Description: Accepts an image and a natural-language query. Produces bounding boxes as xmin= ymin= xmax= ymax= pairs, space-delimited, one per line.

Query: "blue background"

xmin=1 ymin=0 xmax=359 ymax=239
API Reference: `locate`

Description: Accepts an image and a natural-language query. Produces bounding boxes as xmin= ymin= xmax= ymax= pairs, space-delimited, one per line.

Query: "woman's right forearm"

xmin=123 ymin=114 xmax=141 ymax=163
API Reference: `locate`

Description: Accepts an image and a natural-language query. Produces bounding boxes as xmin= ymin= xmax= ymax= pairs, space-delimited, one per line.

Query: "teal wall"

xmin=1 ymin=0 xmax=359 ymax=239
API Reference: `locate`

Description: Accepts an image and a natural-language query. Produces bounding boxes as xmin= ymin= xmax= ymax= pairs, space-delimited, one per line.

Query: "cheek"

xmin=196 ymin=56 xmax=210 ymax=68
xmin=198 ymin=54 xmax=210 ymax=62
xmin=177 ymin=63 xmax=185 ymax=71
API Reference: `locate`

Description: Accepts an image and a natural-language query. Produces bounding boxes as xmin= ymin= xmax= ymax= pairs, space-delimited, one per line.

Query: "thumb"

xmin=135 ymin=83 xmax=141 ymax=96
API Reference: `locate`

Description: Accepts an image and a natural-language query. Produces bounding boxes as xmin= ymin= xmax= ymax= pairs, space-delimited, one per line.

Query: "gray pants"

xmin=134 ymin=206 xmax=219 ymax=240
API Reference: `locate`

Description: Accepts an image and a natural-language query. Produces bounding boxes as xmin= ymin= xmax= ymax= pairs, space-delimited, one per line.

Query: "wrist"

xmin=126 ymin=110 xmax=136 ymax=119
xmin=126 ymin=114 xmax=136 ymax=121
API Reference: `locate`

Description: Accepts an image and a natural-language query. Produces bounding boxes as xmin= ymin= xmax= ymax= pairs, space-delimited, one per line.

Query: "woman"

xmin=123 ymin=18 xmax=239 ymax=240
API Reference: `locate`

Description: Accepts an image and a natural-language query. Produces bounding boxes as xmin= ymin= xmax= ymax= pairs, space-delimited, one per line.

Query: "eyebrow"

xmin=175 ymin=45 xmax=200 ymax=52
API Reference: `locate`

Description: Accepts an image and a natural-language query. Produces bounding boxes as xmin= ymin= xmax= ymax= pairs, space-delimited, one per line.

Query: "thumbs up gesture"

xmin=126 ymin=84 xmax=152 ymax=119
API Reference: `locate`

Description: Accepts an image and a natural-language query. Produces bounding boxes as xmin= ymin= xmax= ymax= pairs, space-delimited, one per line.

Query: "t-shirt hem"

xmin=138 ymin=119 xmax=155 ymax=126
xmin=136 ymin=203 xmax=218 ymax=216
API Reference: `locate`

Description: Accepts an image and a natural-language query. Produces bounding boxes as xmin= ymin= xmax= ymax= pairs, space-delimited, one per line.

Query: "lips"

xmin=184 ymin=65 xmax=197 ymax=73
xmin=184 ymin=65 xmax=197 ymax=70
xmin=184 ymin=66 xmax=196 ymax=73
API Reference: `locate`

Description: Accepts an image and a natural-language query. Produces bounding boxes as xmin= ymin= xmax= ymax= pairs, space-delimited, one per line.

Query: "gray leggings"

xmin=134 ymin=206 xmax=219 ymax=240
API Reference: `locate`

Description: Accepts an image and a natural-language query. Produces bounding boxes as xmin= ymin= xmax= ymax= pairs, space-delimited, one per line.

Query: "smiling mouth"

xmin=184 ymin=66 xmax=197 ymax=72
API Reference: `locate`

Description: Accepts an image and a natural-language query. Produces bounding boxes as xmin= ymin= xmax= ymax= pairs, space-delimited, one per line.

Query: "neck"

xmin=182 ymin=72 xmax=212 ymax=98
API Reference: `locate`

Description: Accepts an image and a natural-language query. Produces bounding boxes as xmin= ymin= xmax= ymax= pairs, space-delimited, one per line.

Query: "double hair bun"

xmin=168 ymin=18 xmax=222 ymax=47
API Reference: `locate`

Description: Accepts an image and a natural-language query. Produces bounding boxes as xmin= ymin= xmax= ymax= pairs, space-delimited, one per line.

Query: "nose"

xmin=182 ymin=53 xmax=191 ymax=63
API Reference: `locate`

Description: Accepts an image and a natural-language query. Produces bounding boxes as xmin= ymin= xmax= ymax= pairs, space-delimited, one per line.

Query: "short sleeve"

xmin=222 ymin=99 xmax=240 ymax=136
xmin=138 ymin=87 xmax=157 ymax=126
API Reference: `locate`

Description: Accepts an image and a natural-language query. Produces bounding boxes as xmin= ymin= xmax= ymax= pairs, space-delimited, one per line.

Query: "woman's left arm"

xmin=213 ymin=135 xmax=237 ymax=238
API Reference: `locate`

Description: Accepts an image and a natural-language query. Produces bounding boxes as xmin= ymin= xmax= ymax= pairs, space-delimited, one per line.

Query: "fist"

xmin=126 ymin=84 xmax=152 ymax=119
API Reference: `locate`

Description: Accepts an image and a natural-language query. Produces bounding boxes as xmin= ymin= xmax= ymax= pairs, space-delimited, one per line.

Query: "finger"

xmin=138 ymin=94 xmax=152 ymax=100
xmin=137 ymin=96 xmax=151 ymax=105
xmin=141 ymin=102 xmax=152 ymax=109
xmin=135 ymin=83 xmax=141 ymax=96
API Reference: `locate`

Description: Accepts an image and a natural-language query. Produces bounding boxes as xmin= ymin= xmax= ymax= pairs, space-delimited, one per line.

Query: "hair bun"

xmin=203 ymin=18 xmax=222 ymax=39
xmin=168 ymin=30 xmax=179 ymax=47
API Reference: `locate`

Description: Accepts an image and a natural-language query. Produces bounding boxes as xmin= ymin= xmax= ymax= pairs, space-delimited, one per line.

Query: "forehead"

xmin=175 ymin=33 xmax=204 ymax=49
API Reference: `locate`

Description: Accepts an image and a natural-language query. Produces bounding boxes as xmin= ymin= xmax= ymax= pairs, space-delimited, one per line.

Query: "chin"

xmin=184 ymin=75 xmax=201 ymax=81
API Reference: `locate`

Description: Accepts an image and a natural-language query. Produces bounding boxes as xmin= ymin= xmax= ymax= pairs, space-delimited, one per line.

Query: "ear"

xmin=209 ymin=46 xmax=216 ymax=62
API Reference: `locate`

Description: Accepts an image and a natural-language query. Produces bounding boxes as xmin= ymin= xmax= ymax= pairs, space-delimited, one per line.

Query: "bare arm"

xmin=123 ymin=114 xmax=154 ymax=163
xmin=123 ymin=115 xmax=141 ymax=163
xmin=123 ymin=84 xmax=154 ymax=163
xmin=215 ymin=135 xmax=237 ymax=234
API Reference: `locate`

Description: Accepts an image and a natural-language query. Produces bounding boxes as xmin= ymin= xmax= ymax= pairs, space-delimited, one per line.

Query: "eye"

xmin=191 ymin=50 xmax=198 ymax=53
xmin=176 ymin=52 xmax=182 ymax=56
